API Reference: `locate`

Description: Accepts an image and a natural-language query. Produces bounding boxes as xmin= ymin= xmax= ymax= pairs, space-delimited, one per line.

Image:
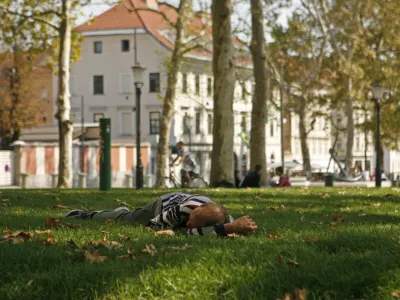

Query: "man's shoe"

xmin=65 ymin=210 xmax=95 ymax=219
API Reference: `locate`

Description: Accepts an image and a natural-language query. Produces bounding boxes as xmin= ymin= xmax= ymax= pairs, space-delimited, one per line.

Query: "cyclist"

xmin=170 ymin=141 xmax=198 ymax=186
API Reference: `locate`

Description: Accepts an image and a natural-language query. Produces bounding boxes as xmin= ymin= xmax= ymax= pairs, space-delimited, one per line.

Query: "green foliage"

xmin=1 ymin=188 xmax=400 ymax=299
xmin=0 ymin=0 xmax=91 ymax=71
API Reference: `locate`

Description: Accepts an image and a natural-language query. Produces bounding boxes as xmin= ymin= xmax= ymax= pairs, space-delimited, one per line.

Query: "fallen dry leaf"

xmin=3 ymin=228 xmax=13 ymax=235
xmin=27 ymin=280 xmax=34 ymax=287
xmin=372 ymin=202 xmax=381 ymax=207
xmin=266 ymin=232 xmax=281 ymax=239
xmin=53 ymin=204 xmax=70 ymax=209
xmin=155 ymin=230 xmax=175 ymax=237
xmin=84 ymin=249 xmax=108 ymax=264
xmin=87 ymin=240 xmax=121 ymax=250
xmin=142 ymin=244 xmax=157 ymax=256
xmin=294 ymin=288 xmax=308 ymax=300
xmin=117 ymin=249 xmax=135 ymax=260
xmin=392 ymin=290 xmax=400 ymax=297
xmin=1 ymin=231 xmax=32 ymax=244
xmin=109 ymin=241 xmax=122 ymax=249
xmin=67 ymin=223 xmax=81 ymax=229
xmin=53 ymin=196 xmax=60 ymax=201
xmin=320 ymin=193 xmax=331 ymax=199
xmin=35 ymin=229 xmax=52 ymax=235
xmin=2 ymin=199 xmax=10 ymax=203
xmin=45 ymin=218 xmax=63 ymax=228
xmin=118 ymin=234 xmax=130 ymax=240
xmin=280 ymin=204 xmax=286 ymax=209
xmin=246 ymin=205 xmax=254 ymax=209
xmin=114 ymin=198 xmax=133 ymax=208
xmin=36 ymin=236 xmax=57 ymax=245
xmin=169 ymin=244 xmax=193 ymax=251
xmin=280 ymin=293 xmax=294 ymax=300
xmin=288 ymin=260 xmax=300 ymax=267
xmin=332 ymin=213 xmax=345 ymax=223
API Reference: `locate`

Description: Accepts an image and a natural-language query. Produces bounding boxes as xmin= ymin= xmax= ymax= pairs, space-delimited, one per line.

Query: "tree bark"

xmin=56 ymin=0 xmax=73 ymax=188
xmin=249 ymin=0 xmax=267 ymax=185
xmin=210 ymin=0 xmax=235 ymax=187
xmin=344 ymin=76 xmax=354 ymax=171
xmin=299 ymin=97 xmax=312 ymax=179
xmin=155 ymin=1 xmax=189 ymax=188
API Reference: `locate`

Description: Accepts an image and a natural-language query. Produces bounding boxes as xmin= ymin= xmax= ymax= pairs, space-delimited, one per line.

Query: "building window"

xmin=93 ymin=75 xmax=104 ymax=95
xmin=356 ymin=137 xmax=360 ymax=151
xmin=149 ymin=112 xmax=160 ymax=135
xmin=120 ymin=74 xmax=132 ymax=94
xmin=270 ymin=121 xmax=274 ymax=137
xmin=195 ymin=111 xmax=201 ymax=134
xmin=121 ymin=40 xmax=130 ymax=52
xmin=149 ymin=73 xmax=160 ymax=93
xmin=182 ymin=73 xmax=188 ymax=93
xmin=121 ymin=112 xmax=133 ymax=136
xmin=207 ymin=77 xmax=212 ymax=97
xmin=241 ymin=83 xmax=246 ymax=99
xmin=207 ymin=113 xmax=213 ymax=134
xmin=195 ymin=75 xmax=200 ymax=95
xmin=94 ymin=41 xmax=102 ymax=54
xmin=93 ymin=113 xmax=104 ymax=122
xmin=183 ymin=113 xmax=190 ymax=134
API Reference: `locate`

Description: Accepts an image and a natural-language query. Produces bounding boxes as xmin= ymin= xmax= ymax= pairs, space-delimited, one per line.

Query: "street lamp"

xmin=371 ymin=81 xmax=385 ymax=188
xmin=131 ymin=64 xmax=146 ymax=189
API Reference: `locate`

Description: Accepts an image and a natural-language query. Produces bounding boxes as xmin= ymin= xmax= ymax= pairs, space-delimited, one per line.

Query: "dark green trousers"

xmin=92 ymin=200 xmax=161 ymax=226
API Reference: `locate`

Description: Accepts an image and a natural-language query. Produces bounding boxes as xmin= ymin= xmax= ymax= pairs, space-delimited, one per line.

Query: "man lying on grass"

xmin=66 ymin=192 xmax=257 ymax=237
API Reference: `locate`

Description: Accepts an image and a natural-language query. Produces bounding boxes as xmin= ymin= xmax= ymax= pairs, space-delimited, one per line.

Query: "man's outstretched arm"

xmin=187 ymin=216 xmax=257 ymax=237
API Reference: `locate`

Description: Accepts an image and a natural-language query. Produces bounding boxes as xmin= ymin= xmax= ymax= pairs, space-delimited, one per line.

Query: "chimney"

xmin=146 ymin=0 xmax=159 ymax=10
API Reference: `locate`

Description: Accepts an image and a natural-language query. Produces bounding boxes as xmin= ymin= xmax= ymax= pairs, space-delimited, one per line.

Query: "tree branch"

xmin=0 ymin=6 xmax=59 ymax=30
xmin=122 ymin=3 xmax=175 ymax=28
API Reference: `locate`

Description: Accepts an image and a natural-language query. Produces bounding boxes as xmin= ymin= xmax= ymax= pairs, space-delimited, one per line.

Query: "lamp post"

xmin=371 ymin=81 xmax=385 ymax=188
xmin=132 ymin=64 xmax=146 ymax=189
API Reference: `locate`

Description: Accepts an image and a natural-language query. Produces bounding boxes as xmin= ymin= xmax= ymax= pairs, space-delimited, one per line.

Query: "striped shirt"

xmin=147 ymin=192 xmax=233 ymax=236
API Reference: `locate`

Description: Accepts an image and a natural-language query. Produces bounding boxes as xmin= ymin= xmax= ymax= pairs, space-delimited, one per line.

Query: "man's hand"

xmin=224 ymin=216 xmax=258 ymax=236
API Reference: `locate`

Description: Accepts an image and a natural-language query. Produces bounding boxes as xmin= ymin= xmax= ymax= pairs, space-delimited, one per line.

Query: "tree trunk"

xmin=155 ymin=1 xmax=188 ymax=188
xmin=299 ymin=97 xmax=312 ymax=179
xmin=56 ymin=0 xmax=73 ymax=188
xmin=249 ymin=0 xmax=267 ymax=186
xmin=344 ymin=76 xmax=354 ymax=171
xmin=210 ymin=0 xmax=235 ymax=187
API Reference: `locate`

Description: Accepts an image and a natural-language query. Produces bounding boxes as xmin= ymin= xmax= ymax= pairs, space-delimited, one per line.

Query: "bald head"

xmin=186 ymin=203 xmax=229 ymax=229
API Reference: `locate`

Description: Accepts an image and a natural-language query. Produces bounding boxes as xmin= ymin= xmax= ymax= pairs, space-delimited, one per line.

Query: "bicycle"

xmin=164 ymin=167 xmax=208 ymax=188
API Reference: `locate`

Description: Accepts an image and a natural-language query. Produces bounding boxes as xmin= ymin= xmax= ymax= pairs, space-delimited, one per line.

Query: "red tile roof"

xmin=76 ymin=0 xmax=250 ymax=64
xmin=76 ymin=0 xmax=177 ymax=50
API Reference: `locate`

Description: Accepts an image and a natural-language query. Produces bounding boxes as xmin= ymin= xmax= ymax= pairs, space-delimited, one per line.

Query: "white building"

xmin=68 ymin=0 xmax=254 ymax=183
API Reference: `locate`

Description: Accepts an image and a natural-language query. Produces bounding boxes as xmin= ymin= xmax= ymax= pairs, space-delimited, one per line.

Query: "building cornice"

xmin=81 ymin=28 xmax=147 ymax=37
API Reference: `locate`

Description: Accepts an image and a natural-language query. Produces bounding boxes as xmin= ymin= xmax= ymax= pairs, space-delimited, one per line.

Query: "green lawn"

xmin=1 ymin=188 xmax=400 ymax=300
